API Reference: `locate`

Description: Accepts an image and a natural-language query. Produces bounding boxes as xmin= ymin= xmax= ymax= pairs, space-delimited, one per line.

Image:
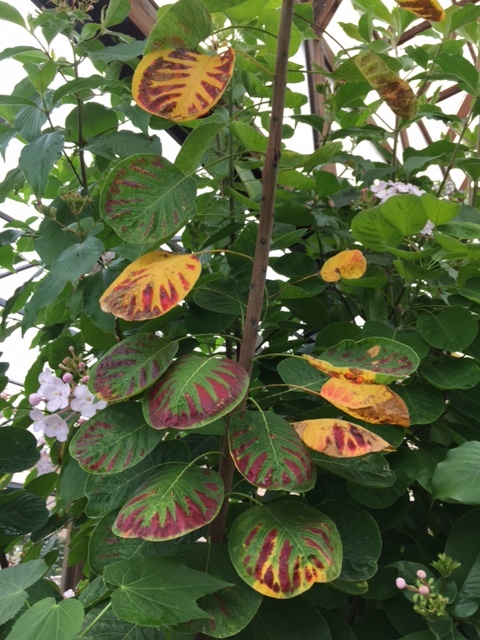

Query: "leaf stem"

xmin=78 ymin=601 xmax=112 ymax=638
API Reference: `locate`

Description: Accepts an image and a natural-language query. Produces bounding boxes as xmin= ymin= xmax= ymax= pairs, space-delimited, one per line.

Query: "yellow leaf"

xmin=303 ymin=354 xmax=378 ymax=383
xmin=320 ymin=249 xmax=367 ymax=282
xmin=100 ymin=251 xmax=201 ymax=321
xmin=293 ymin=418 xmax=395 ymax=457
xmin=395 ymin=0 xmax=445 ymax=21
xmin=355 ymin=53 xmax=417 ymax=120
xmin=319 ymin=377 xmax=410 ymax=427
xmin=132 ymin=48 xmax=235 ymax=122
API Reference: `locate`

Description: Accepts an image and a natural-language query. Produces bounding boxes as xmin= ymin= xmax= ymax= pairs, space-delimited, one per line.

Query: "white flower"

xmin=420 ymin=220 xmax=435 ymax=236
xmin=36 ymin=455 xmax=55 ymax=476
xmin=370 ymin=180 xmax=425 ymax=203
xmin=43 ymin=377 xmax=71 ymax=412
xmin=30 ymin=408 xmax=46 ymax=433
xmin=70 ymin=384 xmax=107 ymax=418
xmin=37 ymin=366 xmax=55 ymax=395
xmin=43 ymin=414 xmax=69 ymax=442
xmin=63 ymin=589 xmax=76 ymax=599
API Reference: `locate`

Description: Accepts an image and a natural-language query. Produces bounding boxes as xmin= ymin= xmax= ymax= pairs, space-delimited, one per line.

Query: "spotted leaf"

xmin=228 ymin=410 xmax=316 ymax=491
xmin=395 ymin=0 xmax=445 ymax=20
xmin=144 ymin=355 xmax=249 ymax=430
xmin=320 ymin=250 xmax=367 ymax=282
xmin=89 ymin=334 xmax=178 ymax=402
xmin=113 ymin=463 xmax=223 ymax=541
xmin=355 ymin=53 xmax=417 ymax=119
xmin=100 ymin=251 xmax=201 ymax=322
xmin=70 ymin=403 xmax=163 ymax=474
xmin=100 ymin=153 xmax=196 ymax=244
xmin=228 ymin=502 xmax=342 ymax=599
xmin=132 ymin=48 xmax=235 ymax=122
xmin=292 ymin=418 xmax=395 ymax=458
xmin=305 ymin=337 xmax=419 ymax=384
xmin=320 ymin=377 xmax=410 ymax=427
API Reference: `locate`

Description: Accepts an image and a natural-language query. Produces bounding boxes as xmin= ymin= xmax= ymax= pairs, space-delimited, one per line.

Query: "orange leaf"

xmin=355 ymin=53 xmax=417 ymax=120
xmin=100 ymin=251 xmax=201 ymax=321
xmin=395 ymin=0 xmax=445 ymax=21
xmin=132 ymin=48 xmax=235 ymax=122
xmin=320 ymin=378 xmax=410 ymax=427
xmin=320 ymin=250 xmax=367 ymax=282
xmin=292 ymin=418 xmax=395 ymax=458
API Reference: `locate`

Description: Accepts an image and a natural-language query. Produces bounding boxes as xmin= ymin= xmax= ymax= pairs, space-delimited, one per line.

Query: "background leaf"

xmin=6 ymin=597 xmax=84 ymax=640
xmin=18 ymin=131 xmax=64 ymax=198
xmin=0 ymin=560 xmax=47 ymax=625
xmin=416 ymin=307 xmax=478 ymax=351
xmin=432 ymin=442 xmax=480 ymax=504
xmin=145 ymin=0 xmax=212 ymax=52
xmin=0 ymin=428 xmax=39 ymax=473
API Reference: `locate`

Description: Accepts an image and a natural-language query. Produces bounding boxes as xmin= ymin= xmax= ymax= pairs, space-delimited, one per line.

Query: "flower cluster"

xmin=29 ymin=362 xmax=106 ymax=443
xmin=396 ymin=569 xmax=449 ymax=620
xmin=371 ymin=180 xmax=426 ymax=202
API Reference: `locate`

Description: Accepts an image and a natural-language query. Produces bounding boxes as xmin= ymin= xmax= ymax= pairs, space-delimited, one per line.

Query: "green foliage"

xmin=2 ymin=0 xmax=480 ymax=638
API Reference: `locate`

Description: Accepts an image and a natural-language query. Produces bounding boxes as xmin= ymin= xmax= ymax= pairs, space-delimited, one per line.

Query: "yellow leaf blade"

xmin=293 ymin=418 xmax=395 ymax=458
xmin=395 ymin=0 xmax=445 ymax=21
xmin=320 ymin=250 xmax=367 ymax=282
xmin=303 ymin=354 xmax=378 ymax=383
xmin=132 ymin=48 xmax=235 ymax=122
xmin=100 ymin=251 xmax=201 ymax=321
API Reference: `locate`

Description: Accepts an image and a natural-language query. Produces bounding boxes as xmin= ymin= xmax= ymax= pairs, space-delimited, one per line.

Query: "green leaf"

xmin=143 ymin=355 xmax=249 ymax=430
xmin=52 ymin=75 xmax=126 ymax=104
xmin=86 ymin=131 xmax=162 ymax=160
xmin=0 ymin=2 xmax=25 ymax=28
xmin=89 ymin=334 xmax=177 ymax=402
xmin=104 ymin=557 xmax=229 ymax=627
xmin=100 ymin=154 xmax=196 ymax=244
xmin=88 ymin=40 xmax=145 ymax=63
xmin=416 ymin=307 xmax=478 ymax=352
xmin=0 ymin=490 xmax=49 ymax=536
xmin=228 ymin=502 xmax=342 ymax=598
xmin=0 ymin=94 xmax=39 ymax=108
xmin=113 ymin=463 xmax=224 ymax=540
xmin=395 ymin=384 xmax=445 ymax=425
xmin=5 ymin=597 xmax=84 ymax=640
xmin=81 ymin=606 xmax=163 ymax=640
xmin=351 ymin=206 xmax=404 ymax=250
xmin=193 ymin=278 xmax=247 ymax=315
xmin=175 ymin=116 xmax=227 ymax=175
xmin=0 ymin=560 xmax=47 ymax=625
xmin=380 ymin=195 xmax=428 ymax=236
xmin=65 ymin=102 xmax=118 ymax=143
xmin=0 ymin=428 xmax=39 ymax=473
xmin=420 ymin=193 xmax=460 ymax=225
xmin=51 ymin=237 xmax=104 ymax=283
xmin=312 ymin=452 xmax=396 ymax=487
xmin=19 ymin=131 xmax=64 ymax=198
xmin=432 ymin=442 xmax=480 ymax=504
xmin=229 ymin=410 xmax=316 ymax=491
xmin=103 ymin=0 xmax=131 ymax=28
xmin=70 ymin=403 xmax=164 ymax=475
xmin=145 ymin=0 xmax=212 ymax=53
xmin=230 ymin=121 xmax=268 ymax=153
xmin=421 ymin=356 xmax=480 ymax=390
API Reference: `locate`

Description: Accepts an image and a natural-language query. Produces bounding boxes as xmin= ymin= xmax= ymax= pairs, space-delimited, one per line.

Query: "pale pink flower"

xmin=29 ymin=393 xmax=42 ymax=406
xmin=396 ymin=577 xmax=407 ymax=589
xmin=37 ymin=366 xmax=55 ymax=395
xmin=63 ymin=589 xmax=76 ymax=598
xmin=30 ymin=408 xmax=46 ymax=433
xmin=62 ymin=373 xmax=73 ymax=384
xmin=43 ymin=377 xmax=71 ymax=412
xmin=70 ymin=384 xmax=107 ymax=418
xmin=43 ymin=414 xmax=69 ymax=442
xmin=371 ymin=180 xmax=425 ymax=203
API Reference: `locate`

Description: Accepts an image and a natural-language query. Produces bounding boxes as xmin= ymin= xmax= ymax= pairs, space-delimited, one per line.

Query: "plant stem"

xmin=209 ymin=0 xmax=295 ymax=544
xmin=78 ymin=602 xmax=112 ymax=638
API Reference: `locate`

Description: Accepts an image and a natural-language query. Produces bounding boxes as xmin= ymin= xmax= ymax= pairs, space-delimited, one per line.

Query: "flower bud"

xmin=416 ymin=569 xmax=427 ymax=579
xmin=396 ymin=577 xmax=407 ymax=589
xmin=62 ymin=373 xmax=73 ymax=383
xmin=29 ymin=393 xmax=42 ymax=406
xmin=418 ymin=585 xmax=430 ymax=596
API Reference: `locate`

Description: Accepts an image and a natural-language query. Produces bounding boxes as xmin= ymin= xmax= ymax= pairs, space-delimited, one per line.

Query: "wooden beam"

xmin=128 ymin=0 xmax=158 ymax=36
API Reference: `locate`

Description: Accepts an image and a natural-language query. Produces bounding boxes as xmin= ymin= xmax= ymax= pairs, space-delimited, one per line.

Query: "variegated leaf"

xmin=100 ymin=251 xmax=201 ymax=321
xmin=229 ymin=502 xmax=342 ymax=598
xmin=305 ymin=337 xmax=419 ymax=384
xmin=228 ymin=411 xmax=316 ymax=491
xmin=395 ymin=0 xmax=445 ymax=21
xmin=320 ymin=377 xmax=410 ymax=427
xmin=132 ymin=48 xmax=235 ymax=121
xmin=113 ymin=463 xmax=223 ymax=541
xmin=70 ymin=403 xmax=163 ymax=474
xmin=292 ymin=418 xmax=395 ymax=458
xmin=144 ymin=355 xmax=249 ymax=430
xmin=320 ymin=250 xmax=367 ymax=282
xmin=100 ymin=154 xmax=196 ymax=244
xmin=89 ymin=334 xmax=178 ymax=401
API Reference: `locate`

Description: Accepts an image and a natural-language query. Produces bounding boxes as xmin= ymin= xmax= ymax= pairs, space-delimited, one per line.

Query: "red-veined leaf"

xmin=320 ymin=377 xmax=410 ymax=427
xmin=228 ymin=502 xmax=342 ymax=599
xmin=132 ymin=48 xmax=235 ymax=122
xmin=143 ymin=355 xmax=249 ymax=430
xmin=395 ymin=0 xmax=445 ymax=21
xmin=70 ymin=403 xmax=163 ymax=474
xmin=304 ymin=337 xmax=419 ymax=384
xmin=113 ymin=463 xmax=224 ymax=541
xmin=228 ymin=410 xmax=316 ymax=491
xmin=100 ymin=153 xmax=196 ymax=244
xmin=89 ymin=334 xmax=178 ymax=401
xmin=355 ymin=53 xmax=417 ymax=119
xmin=292 ymin=418 xmax=395 ymax=458
xmin=100 ymin=251 xmax=201 ymax=321
xmin=320 ymin=249 xmax=367 ymax=282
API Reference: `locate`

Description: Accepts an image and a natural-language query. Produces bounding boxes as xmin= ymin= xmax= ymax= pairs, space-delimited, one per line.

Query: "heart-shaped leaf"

xmin=320 ymin=377 xmax=410 ymax=427
xmin=104 ymin=557 xmax=229 ymax=627
xmin=229 ymin=502 xmax=342 ymax=598
xmin=320 ymin=249 xmax=367 ymax=282
xmin=292 ymin=418 xmax=395 ymax=458
xmin=229 ymin=410 xmax=316 ymax=491
xmin=89 ymin=334 xmax=178 ymax=401
xmin=305 ymin=337 xmax=419 ymax=384
xmin=132 ymin=48 xmax=235 ymax=121
xmin=6 ymin=598 xmax=84 ymax=640
xmin=70 ymin=403 xmax=163 ymax=474
xmin=113 ymin=463 xmax=224 ymax=540
xmin=144 ymin=355 xmax=249 ymax=430
xmin=395 ymin=0 xmax=445 ymax=21
xmin=100 ymin=154 xmax=196 ymax=244
xmin=100 ymin=251 xmax=201 ymax=321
